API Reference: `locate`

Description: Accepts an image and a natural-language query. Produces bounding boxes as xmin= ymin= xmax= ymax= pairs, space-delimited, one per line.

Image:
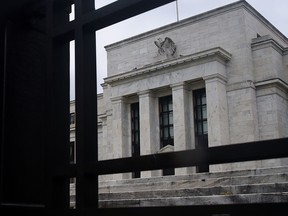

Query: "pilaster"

xmin=111 ymin=96 xmax=129 ymax=179
xmin=171 ymin=82 xmax=194 ymax=175
xmin=204 ymin=74 xmax=230 ymax=147
xmin=204 ymin=74 xmax=230 ymax=172
xmin=138 ymin=90 xmax=160 ymax=177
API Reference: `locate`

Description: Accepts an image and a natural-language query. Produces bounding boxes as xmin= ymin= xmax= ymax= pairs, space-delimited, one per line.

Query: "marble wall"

xmin=70 ymin=1 xmax=288 ymax=181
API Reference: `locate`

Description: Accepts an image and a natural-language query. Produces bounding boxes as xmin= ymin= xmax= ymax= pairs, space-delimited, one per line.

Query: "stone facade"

xmin=70 ymin=0 xmax=288 ymax=181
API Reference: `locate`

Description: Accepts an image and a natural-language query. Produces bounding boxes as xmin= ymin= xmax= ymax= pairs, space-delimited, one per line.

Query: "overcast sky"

xmin=69 ymin=0 xmax=288 ymax=99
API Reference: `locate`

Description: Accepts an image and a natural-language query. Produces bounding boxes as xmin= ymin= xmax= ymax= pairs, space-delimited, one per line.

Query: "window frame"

xmin=131 ymin=102 xmax=140 ymax=178
xmin=159 ymin=95 xmax=174 ymax=149
xmin=193 ymin=88 xmax=209 ymax=172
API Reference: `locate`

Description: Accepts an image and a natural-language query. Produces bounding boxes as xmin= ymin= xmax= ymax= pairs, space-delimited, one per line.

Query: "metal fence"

xmin=0 ymin=0 xmax=288 ymax=215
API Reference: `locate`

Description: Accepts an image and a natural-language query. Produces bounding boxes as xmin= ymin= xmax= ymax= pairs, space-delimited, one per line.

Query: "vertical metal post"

xmin=45 ymin=0 xmax=70 ymax=208
xmin=74 ymin=0 xmax=98 ymax=209
xmin=0 ymin=22 xmax=6 ymax=206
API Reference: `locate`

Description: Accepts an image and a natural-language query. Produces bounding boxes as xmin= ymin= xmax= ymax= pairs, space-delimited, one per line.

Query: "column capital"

xmin=170 ymin=82 xmax=189 ymax=91
xmin=110 ymin=96 xmax=127 ymax=103
xmin=203 ymin=73 xmax=227 ymax=84
xmin=138 ymin=90 xmax=154 ymax=98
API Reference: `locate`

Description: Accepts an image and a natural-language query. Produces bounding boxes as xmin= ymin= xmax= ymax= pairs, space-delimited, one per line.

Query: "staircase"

xmin=70 ymin=166 xmax=288 ymax=208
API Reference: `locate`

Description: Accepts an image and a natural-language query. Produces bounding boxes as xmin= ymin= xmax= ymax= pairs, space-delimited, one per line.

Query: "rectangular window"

xmin=159 ymin=95 xmax=174 ymax=149
xmin=70 ymin=141 xmax=75 ymax=183
xmin=70 ymin=141 xmax=75 ymax=164
xmin=70 ymin=113 xmax=75 ymax=125
xmin=131 ymin=102 xmax=140 ymax=178
xmin=193 ymin=88 xmax=209 ymax=172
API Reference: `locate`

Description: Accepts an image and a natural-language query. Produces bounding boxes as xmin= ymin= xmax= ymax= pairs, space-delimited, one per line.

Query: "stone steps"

xmin=99 ymin=182 xmax=288 ymax=200
xmin=99 ymin=166 xmax=288 ymax=187
xmin=99 ymin=192 xmax=288 ymax=208
xmin=70 ymin=166 xmax=288 ymax=208
xmin=99 ymin=173 xmax=288 ymax=193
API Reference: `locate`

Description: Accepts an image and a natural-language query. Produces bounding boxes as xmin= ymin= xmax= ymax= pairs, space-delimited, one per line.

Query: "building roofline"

xmin=104 ymin=47 xmax=232 ymax=85
xmin=105 ymin=0 xmax=287 ymax=51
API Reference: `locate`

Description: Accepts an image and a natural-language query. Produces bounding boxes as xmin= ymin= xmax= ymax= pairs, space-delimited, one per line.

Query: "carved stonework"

xmin=154 ymin=37 xmax=176 ymax=57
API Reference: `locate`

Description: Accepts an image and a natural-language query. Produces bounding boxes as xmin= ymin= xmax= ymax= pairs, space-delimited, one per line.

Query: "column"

xmin=138 ymin=90 xmax=160 ymax=177
xmin=171 ymin=82 xmax=194 ymax=175
xmin=204 ymin=74 xmax=230 ymax=172
xmin=204 ymin=74 xmax=230 ymax=147
xmin=111 ymin=96 xmax=129 ymax=179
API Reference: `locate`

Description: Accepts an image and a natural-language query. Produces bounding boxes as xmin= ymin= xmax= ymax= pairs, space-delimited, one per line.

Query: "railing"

xmin=1 ymin=0 xmax=288 ymax=215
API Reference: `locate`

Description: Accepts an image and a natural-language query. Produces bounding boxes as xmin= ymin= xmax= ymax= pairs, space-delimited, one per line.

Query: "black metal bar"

xmin=97 ymin=203 xmax=288 ymax=216
xmin=91 ymin=137 xmax=288 ymax=175
xmin=53 ymin=0 xmax=176 ymax=36
xmin=0 ymin=22 xmax=6 ymax=205
xmin=1 ymin=1 xmax=288 ymax=215
xmin=84 ymin=0 xmax=176 ymax=31
xmin=0 ymin=5 xmax=48 ymax=206
xmin=74 ymin=0 xmax=98 ymax=209
xmin=1 ymin=202 xmax=288 ymax=216
xmin=45 ymin=0 xmax=70 ymax=208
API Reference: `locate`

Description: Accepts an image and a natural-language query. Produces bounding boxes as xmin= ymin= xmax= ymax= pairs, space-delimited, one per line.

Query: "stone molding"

xmin=104 ymin=47 xmax=232 ymax=86
xmin=251 ymin=35 xmax=285 ymax=55
xmin=138 ymin=90 xmax=153 ymax=98
xmin=203 ymin=73 xmax=228 ymax=86
xmin=255 ymin=78 xmax=288 ymax=99
xmin=284 ymin=48 xmax=288 ymax=56
xmin=110 ymin=96 xmax=128 ymax=104
xmin=170 ymin=82 xmax=190 ymax=91
xmin=227 ymin=80 xmax=255 ymax=92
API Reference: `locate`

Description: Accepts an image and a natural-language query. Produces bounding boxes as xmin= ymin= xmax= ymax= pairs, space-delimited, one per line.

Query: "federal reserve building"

xmin=69 ymin=0 xmax=288 ymax=208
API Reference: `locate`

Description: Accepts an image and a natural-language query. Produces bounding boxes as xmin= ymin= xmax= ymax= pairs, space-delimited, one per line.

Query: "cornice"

xmin=251 ymin=35 xmax=284 ymax=55
xmin=255 ymin=78 xmax=288 ymax=92
xmin=227 ymin=80 xmax=255 ymax=92
xmin=255 ymin=78 xmax=288 ymax=99
xmin=284 ymin=48 xmax=288 ymax=56
xmin=104 ymin=47 xmax=232 ymax=85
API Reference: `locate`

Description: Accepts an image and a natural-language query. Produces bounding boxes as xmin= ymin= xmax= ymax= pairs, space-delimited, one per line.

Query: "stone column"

xmin=204 ymin=74 xmax=230 ymax=171
xmin=204 ymin=74 xmax=230 ymax=147
xmin=171 ymin=82 xmax=194 ymax=175
xmin=111 ymin=96 xmax=129 ymax=179
xmin=138 ymin=90 xmax=160 ymax=177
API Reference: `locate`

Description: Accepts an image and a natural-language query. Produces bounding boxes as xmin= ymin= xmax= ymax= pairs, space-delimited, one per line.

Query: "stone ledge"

xmin=99 ymin=183 xmax=288 ymax=200
xmin=99 ymin=193 xmax=288 ymax=208
xmin=97 ymin=166 xmax=288 ymax=187
xmin=104 ymin=47 xmax=232 ymax=86
xmin=251 ymin=35 xmax=285 ymax=55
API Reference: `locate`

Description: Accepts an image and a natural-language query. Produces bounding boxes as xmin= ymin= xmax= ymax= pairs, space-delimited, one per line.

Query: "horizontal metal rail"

xmin=88 ymin=137 xmax=288 ymax=176
xmin=52 ymin=0 xmax=176 ymax=37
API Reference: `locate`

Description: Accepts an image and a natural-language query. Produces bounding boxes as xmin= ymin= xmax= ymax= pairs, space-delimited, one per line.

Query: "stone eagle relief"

xmin=154 ymin=37 xmax=176 ymax=57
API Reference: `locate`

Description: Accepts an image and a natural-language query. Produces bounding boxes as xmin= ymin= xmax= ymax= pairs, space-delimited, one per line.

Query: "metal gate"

xmin=0 ymin=0 xmax=288 ymax=215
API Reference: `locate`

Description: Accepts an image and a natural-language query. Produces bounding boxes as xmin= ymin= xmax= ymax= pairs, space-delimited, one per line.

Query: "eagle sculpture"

xmin=154 ymin=37 xmax=176 ymax=56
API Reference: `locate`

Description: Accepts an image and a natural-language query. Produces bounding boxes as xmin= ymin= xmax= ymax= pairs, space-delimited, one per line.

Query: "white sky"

xmin=69 ymin=0 xmax=288 ymax=99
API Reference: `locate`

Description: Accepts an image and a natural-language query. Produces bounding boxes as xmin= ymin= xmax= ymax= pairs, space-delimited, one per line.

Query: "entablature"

xmin=104 ymin=47 xmax=232 ymax=86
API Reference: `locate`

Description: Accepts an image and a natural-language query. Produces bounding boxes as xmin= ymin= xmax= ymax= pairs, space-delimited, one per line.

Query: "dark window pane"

xmin=193 ymin=88 xmax=209 ymax=173
xmin=159 ymin=95 xmax=174 ymax=148
xmin=131 ymin=102 xmax=140 ymax=178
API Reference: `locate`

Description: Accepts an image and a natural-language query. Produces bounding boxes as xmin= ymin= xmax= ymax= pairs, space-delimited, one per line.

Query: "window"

xmin=131 ymin=103 xmax=140 ymax=178
xmin=70 ymin=141 xmax=75 ymax=164
xmin=70 ymin=113 xmax=75 ymax=125
xmin=159 ymin=95 xmax=174 ymax=176
xmin=159 ymin=95 xmax=174 ymax=148
xmin=70 ymin=141 xmax=75 ymax=183
xmin=193 ymin=88 xmax=209 ymax=172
